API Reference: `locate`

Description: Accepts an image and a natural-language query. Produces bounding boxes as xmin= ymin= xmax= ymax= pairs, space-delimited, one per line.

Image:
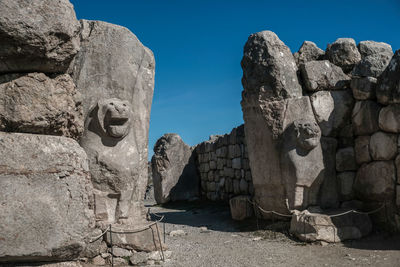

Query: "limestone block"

xmin=376 ymin=50 xmax=400 ymax=105
xmin=337 ymin=172 xmax=356 ymax=201
xmin=290 ymin=209 xmax=372 ymax=243
xmin=336 ymin=147 xmax=357 ymax=172
xmin=232 ymin=158 xmax=242 ymax=169
xmin=229 ymin=196 xmax=253 ymax=221
xmin=300 ymin=60 xmax=350 ymax=91
xmin=352 ymin=41 xmax=393 ymax=78
xmin=354 ymin=136 xmax=372 ymax=164
xmin=350 ymin=76 xmax=377 ymax=100
xmin=369 ymin=132 xmax=397 ymax=160
xmin=293 ymin=41 xmax=324 ymax=66
xmin=0 ymin=73 xmax=83 ymax=139
xmin=0 ymin=0 xmax=80 ymax=73
xmin=379 ymin=104 xmax=400 ymax=133
xmin=235 ymin=169 xmax=241 ymax=179
xmin=310 ymin=90 xmax=354 ymax=136
xmin=208 ymin=171 xmax=214 ymax=182
xmin=225 ymin=178 xmax=233 ymax=193
xmin=354 ymin=161 xmax=396 ymax=202
xmin=233 ymin=179 xmax=240 ymax=195
xmin=319 ymin=137 xmax=339 ymax=209
xmin=0 ymin=132 xmax=94 ymax=262
xmin=216 ymin=146 xmax=227 ymax=158
xmin=239 ymin=179 xmax=248 ymax=194
xmin=326 ymin=38 xmax=361 ymax=73
xmin=224 ymin=167 xmax=235 ymax=178
xmin=209 ymin=160 xmax=217 ymax=170
xmin=241 ymin=30 xmax=302 ymax=100
xmin=352 ymin=100 xmax=381 ymax=135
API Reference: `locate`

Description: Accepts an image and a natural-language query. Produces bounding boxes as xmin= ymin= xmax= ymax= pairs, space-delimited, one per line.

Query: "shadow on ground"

xmin=147 ymin=200 xmax=400 ymax=251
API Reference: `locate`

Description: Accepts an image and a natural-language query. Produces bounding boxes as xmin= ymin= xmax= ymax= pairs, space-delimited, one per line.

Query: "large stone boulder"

xmin=376 ymin=50 xmax=400 ymax=105
xmin=354 ymin=161 xmax=396 ymax=202
xmin=0 ymin=73 xmax=83 ymax=139
xmin=229 ymin=195 xmax=254 ymax=221
xmin=326 ymin=38 xmax=361 ymax=73
xmin=0 ymin=132 xmax=95 ymax=262
xmin=293 ymin=41 xmax=324 ymax=66
xmin=151 ymin=133 xmax=199 ymax=204
xmin=73 ymin=20 xmax=155 ymax=227
xmin=350 ymin=76 xmax=377 ymax=100
xmin=379 ymin=104 xmax=400 ymax=133
xmin=290 ymin=209 xmax=372 ymax=243
xmin=310 ymin=90 xmax=354 ymax=136
xmin=354 ymin=136 xmax=372 ymax=165
xmin=0 ymin=0 xmax=80 ymax=73
xmin=352 ymin=41 xmax=393 ymax=78
xmin=241 ymin=30 xmax=302 ymax=101
xmin=352 ymin=100 xmax=381 ymax=135
xmin=300 ymin=60 xmax=350 ymax=91
xmin=369 ymin=132 xmax=397 ymax=160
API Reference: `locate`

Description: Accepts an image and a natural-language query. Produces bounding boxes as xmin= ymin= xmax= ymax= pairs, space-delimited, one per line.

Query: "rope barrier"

xmin=247 ymin=198 xmax=387 ymax=219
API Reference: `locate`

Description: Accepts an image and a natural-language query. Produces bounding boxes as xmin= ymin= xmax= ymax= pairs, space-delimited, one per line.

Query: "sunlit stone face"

xmin=97 ymin=98 xmax=132 ymax=139
xmin=294 ymin=119 xmax=321 ymax=151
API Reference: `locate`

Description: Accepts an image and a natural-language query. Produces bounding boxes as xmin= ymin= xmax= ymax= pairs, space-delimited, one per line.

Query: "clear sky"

xmin=70 ymin=0 xmax=400 ymax=159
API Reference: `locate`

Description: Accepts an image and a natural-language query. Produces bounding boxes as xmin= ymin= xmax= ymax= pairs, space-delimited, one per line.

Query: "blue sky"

xmin=70 ymin=0 xmax=400 ymax=159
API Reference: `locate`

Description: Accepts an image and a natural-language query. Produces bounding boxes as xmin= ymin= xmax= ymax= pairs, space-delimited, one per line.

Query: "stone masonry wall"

xmin=194 ymin=125 xmax=254 ymax=201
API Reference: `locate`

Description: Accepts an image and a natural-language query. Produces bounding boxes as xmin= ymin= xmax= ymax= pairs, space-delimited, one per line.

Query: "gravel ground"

xmin=145 ymin=200 xmax=400 ymax=267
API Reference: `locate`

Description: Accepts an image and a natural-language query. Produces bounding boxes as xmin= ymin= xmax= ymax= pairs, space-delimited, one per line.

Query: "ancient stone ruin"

xmin=0 ymin=0 xmax=159 ymax=265
xmin=1 ymin=1 xmax=400 ymax=266
xmin=152 ymin=31 xmax=400 ymax=244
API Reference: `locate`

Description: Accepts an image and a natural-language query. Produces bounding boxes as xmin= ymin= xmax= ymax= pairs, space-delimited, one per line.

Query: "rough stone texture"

xmin=352 ymin=41 xmax=393 ymax=78
xmin=229 ymin=195 xmax=253 ymax=221
xmin=241 ymin=30 xmax=302 ymax=101
xmin=281 ymin=117 xmax=324 ymax=210
xmin=300 ymin=60 xmax=350 ymax=91
xmin=319 ymin=137 xmax=339 ymax=208
xmin=354 ymin=161 xmax=396 ymax=202
xmin=104 ymin=224 xmax=164 ymax=253
xmin=326 ymin=38 xmax=362 ymax=73
xmin=73 ymin=20 xmax=155 ymax=226
xmin=0 ymin=0 xmax=80 ymax=73
xmin=310 ymin=90 xmax=354 ymax=136
xmin=152 ymin=134 xmax=199 ymax=204
xmin=369 ymin=132 xmax=397 ymax=160
xmin=376 ymin=50 xmax=400 ymax=105
xmin=336 ymin=147 xmax=357 ymax=172
xmin=293 ymin=41 xmax=324 ymax=66
xmin=354 ymin=136 xmax=372 ymax=164
xmin=290 ymin=209 xmax=372 ymax=243
xmin=0 ymin=73 xmax=83 ymax=139
xmin=242 ymin=92 xmax=322 ymax=214
xmin=337 ymin=172 xmax=356 ymax=201
xmin=352 ymin=100 xmax=381 ymax=135
xmin=195 ymin=125 xmax=253 ymax=201
xmin=0 ymin=132 xmax=95 ymax=262
xmin=350 ymin=77 xmax=377 ymax=100
xmin=379 ymin=104 xmax=400 ymax=133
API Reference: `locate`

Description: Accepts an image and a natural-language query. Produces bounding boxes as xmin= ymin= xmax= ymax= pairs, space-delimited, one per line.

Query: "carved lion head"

xmin=97 ymin=98 xmax=132 ymax=139
xmin=293 ymin=119 xmax=321 ymax=150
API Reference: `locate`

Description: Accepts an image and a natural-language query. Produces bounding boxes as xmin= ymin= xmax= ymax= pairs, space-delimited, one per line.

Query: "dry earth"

xmin=145 ymin=200 xmax=400 ymax=267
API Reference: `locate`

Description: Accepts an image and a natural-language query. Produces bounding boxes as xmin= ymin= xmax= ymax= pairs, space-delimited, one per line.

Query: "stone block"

xmin=229 ymin=195 xmax=253 ymax=221
xmin=369 ymin=132 xmax=397 ymax=160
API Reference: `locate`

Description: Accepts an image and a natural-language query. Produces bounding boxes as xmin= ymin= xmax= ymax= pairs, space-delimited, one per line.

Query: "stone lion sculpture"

xmin=80 ymin=98 xmax=145 ymax=226
xmin=281 ymin=118 xmax=324 ymax=210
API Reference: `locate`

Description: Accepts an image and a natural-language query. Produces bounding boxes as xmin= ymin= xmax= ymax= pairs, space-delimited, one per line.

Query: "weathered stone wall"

xmin=0 ymin=0 xmax=157 ymax=264
xmin=241 ymin=31 xmax=400 ymax=230
xmin=194 ymin=125 xmax=254 ymax=201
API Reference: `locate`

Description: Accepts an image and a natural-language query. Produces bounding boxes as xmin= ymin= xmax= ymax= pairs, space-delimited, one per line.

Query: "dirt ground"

xmin=145 ymin=200 xmax=400 ymax=267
